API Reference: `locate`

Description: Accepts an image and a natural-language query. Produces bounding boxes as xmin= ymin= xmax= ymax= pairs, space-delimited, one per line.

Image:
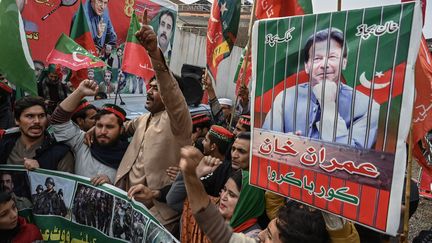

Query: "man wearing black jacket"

xmin=0 ymin=96 xmax=74 ymax=172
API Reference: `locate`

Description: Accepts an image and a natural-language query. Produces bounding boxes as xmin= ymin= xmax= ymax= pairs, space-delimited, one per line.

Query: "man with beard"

xmin=157 ymin=10 xmax=175 ymax=61
xmin=37 ymin=64 xmax=69 ymax=114
xmin=116 ymin=16 xmax=192 ymax=235
xmin=0 ymin=172 xmax=32 ymax=210
xmin=33 ymin=177 xmax=67 ymax=216
xmin=0 ymin=96 xmax=74 ymax=172
xmin=27 ymin=80 xmax=128 ymax=185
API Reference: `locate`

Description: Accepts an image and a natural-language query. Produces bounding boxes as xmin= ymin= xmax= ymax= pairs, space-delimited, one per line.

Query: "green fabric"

xmin=229 ymin=170 xmax=265 ymax=228
xmin=0 ymin=0 xmax=37 ymax=95
xmin=70 ymin=1 xmax=89 ymax=39
xmin=126 ymin=12 xmax=141 ymax=44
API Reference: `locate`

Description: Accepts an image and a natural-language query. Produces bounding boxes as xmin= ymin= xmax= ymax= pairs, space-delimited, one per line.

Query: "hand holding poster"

xmin=0 ymin=165 xmax=178 ymax=243
xmin=251 ymin=2 xmax=421 ymax=235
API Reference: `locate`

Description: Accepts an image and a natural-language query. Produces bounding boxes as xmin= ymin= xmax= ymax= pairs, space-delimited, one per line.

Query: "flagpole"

xmin=229 ymin=1 xmax=257 ymax=129
xmin=402 ymin=126 xmax=413 ymax=243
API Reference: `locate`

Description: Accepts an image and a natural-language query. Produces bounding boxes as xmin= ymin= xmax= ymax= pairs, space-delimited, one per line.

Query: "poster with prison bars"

xmin=0 ymin=165 xmax=178 ymax=243
xmin=250 ymin=2 xmax=421 ymax=235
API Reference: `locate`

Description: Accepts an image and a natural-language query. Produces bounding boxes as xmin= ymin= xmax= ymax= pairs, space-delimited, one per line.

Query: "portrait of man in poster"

xmin=262 ymin=28 xmax=380 ymax=149
xmin=156 ymin=9 xmax=175 ymax=61
xmin=78 ymin=0 xmax=117 ymax=50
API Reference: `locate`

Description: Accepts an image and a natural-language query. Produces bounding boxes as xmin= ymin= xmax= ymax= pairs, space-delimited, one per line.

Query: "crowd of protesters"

xmin=1 ymin=12 xmax=431 ymax=243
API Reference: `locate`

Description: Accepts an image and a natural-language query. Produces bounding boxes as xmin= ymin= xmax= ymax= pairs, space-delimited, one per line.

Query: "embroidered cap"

xmin=101 ymin=104 xmax=126 ymax=122
xmin=238 ymin=115 xmax=251 ymax=126
xmin=192 ymin=113 xmax=211 ymax=125
xmin=209 ymin=125 xmax=234 ymax=142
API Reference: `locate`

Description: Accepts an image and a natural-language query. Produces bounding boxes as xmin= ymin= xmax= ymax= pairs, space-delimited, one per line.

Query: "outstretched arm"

xmin=135 ymin=11 xmax=192 ymax=142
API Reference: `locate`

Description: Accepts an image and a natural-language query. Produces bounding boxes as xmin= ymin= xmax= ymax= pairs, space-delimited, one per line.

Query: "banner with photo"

xmin=250 ymin=2 xmax=421 ymax=235
xmin=0 ymin=165 xmax=178 ymax=243
xmin=22 ymin=0 xmax=177 ymax=94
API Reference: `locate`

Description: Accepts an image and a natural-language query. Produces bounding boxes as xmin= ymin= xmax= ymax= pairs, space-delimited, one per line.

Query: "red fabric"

xmin=233 ymin=217 xmax=258 ymax=233
xmin=102 ymin=107 xmax=126 ymax=121
xmin=255 ymin=0 xmax=307 ymax=19
xmin=412 ymin=37 xmax=432 ymax=143
xmin=12 ymin=217 xmax=42 ymax=243
xmin=210 ymin=125 xmax=234 ymax=139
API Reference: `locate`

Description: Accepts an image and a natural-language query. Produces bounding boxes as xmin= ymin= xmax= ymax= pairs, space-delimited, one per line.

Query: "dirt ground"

xmin=408 ymin=162 xmax=432 ymax=242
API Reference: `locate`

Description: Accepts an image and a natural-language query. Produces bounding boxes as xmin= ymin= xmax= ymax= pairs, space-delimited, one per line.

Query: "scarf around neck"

xmin=229 ymin=170 xmax=266 ymax=229
xmin=90 ymin=139 xmax=129 ymax=169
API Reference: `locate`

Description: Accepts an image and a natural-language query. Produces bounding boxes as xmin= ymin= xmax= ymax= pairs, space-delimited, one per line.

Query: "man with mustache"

xmin=26 ymin=80 xmax=128 ymax=185
xmin=117 ymin=14 xmax=191 ymax=236
xmin=0 ymin=96 xmax=74 ymax=172
xmin=263 ymin=28 xmax=379 ymax=149
xmin=0 ymin=172 xmax=32 ymax=210
xmin=157 ymin=10 xmax=175 ymax=61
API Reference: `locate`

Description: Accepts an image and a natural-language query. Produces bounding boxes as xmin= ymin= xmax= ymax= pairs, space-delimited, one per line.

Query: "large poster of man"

xmin=251 ymin=2 xmax=421 ymax=235
xmin=21 ymin=0 xmax=177 ymax=94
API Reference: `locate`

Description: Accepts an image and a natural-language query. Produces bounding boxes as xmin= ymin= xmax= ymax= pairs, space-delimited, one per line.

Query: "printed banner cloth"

xmin=21 ymin=0 xmax=177 ymax=94
xmin=0 ymin=165 xmax=178 ymax=243
xmin=251 ymin=2 xmax=421 ymax=235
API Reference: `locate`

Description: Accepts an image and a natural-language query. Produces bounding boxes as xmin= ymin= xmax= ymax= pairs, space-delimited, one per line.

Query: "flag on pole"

xmin=121 ymin=12 xmax=155 ymax=81
xmin=46 ymin=33 xmax=105 ymax=71
xmin=69 ymin=1 xmax=98 ymax=87
xmin=255 ymin=0 xmax=313 ymax=19
xmin=412 ymin=37 xmax=432 ymax=144
xmin=0 ymin=0 xmax=37 ymax=95
xmin=206 ymin=0 xmax=241 ymax=82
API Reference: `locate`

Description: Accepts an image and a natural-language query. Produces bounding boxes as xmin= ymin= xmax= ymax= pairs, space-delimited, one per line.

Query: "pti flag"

xmin=0 ymin=0 xmax=37 ymax=95
xmin=255 ymin=0 xmax=313 ymax=19
xmin=121 ymin=12 xmax=155 ymax=81
xmin=69 ymin=1 xmax=98 ymax=87
xmin=206 ymin=0 xmax=241 ymax=82
xmin=46 ymin=34 xmax=105 ymax=71
xmin=251 ymin=2 xmax=421 ymax=235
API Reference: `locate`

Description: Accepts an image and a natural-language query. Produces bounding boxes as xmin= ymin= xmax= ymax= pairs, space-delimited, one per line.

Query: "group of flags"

xmin=1 ymin=0 xmax=432 ymax=179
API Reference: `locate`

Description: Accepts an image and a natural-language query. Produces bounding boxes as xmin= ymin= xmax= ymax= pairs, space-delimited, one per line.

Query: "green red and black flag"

xmin=206 ymin=0 xmax=241 ymax=82
xmin=69 ymin=1 xmax=98 ymax=87
xmin=46 ymin=33 xmax=105 ymax=71
xmin=255 ymin=0 xmax=313 ymax=19
xmin=121 ymin=12 xmax=155 ymax=82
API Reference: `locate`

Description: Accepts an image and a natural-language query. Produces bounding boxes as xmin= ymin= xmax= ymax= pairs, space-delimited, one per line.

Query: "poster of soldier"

xmin=251 ymin=2 xmax=421 ymax=235
xmin=0 ymin=165 xmax=179 ymax=243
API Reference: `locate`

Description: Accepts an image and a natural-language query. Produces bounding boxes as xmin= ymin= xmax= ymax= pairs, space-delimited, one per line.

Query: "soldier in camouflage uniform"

xmin=31 ymin=184 xmax=43 ymax=205
xmin=33 ymin=177 xmax=67 ymax=216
